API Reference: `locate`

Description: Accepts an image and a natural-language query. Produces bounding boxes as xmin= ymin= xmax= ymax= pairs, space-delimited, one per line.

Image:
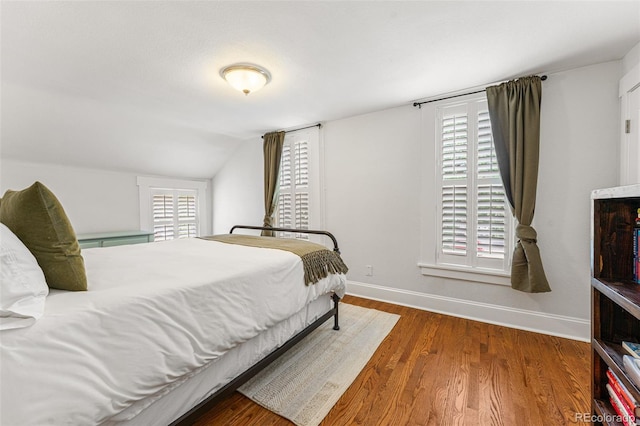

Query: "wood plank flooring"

xmin=195 ymin=295 xmax=591 ymax=426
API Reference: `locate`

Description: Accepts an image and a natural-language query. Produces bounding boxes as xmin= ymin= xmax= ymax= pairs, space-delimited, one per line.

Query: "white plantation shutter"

xmin=151 ymin=189 xmax=199 ymax=241
xmin=441 ymin=111 xmax=469 ymax=255
xmin=476 ymin=184 xmax=506 ymax=258
xmin=279 ymin=144 xmax=292 ymax=188
xmin=441 ymin=114 xmax=468 ymax=180
xmin=295 ymin=192 xmax=309 ymax=228
xmin=277 ymin=193 xmax=293 ymax=236
xmin=476 ymin=109 xmax=506 ymax=258
xmin=278 ymin=143 xmax=293 ymax=238
xmin=442 ymin=185 xmax=467 ymax=254
xmin=177 ymin=194 xmax=197 ymax=239
xmin=276 ymin=132 xmax=319 ymax=239
xmin=436 ymin=98 xmax=511 ymax=272
xmin=477 ymin=111 xmax=500 ymax=179
xmin=294 ymin=141 xmax=309 ymax=186
xmin=153 ymin=194 xmax=174 ymax=241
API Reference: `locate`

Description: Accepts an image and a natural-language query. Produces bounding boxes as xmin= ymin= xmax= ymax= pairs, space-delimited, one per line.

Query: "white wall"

xmin=622 ymin=42 xmax=640 ymax=75
xmin=212 ymin=139 xmax=264 ymax=234
xmin=1 ymin=159 xmax=212 ymax=235
xmin=212 ymin=60 xmax=622 ymax=340
xmin=619 ymin=42 xmax=640 ymax=185
xmin=323 ymin=105 xmax=423 ymax=288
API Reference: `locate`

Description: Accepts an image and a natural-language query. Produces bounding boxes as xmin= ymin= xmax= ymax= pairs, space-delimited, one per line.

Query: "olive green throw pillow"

xmin=0 ymin=182 xmax=87 ymax=291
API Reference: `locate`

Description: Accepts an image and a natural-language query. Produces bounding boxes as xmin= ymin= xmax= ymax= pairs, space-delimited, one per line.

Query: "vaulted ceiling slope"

xmin=1 ymin=1 xmax=638 ymax=179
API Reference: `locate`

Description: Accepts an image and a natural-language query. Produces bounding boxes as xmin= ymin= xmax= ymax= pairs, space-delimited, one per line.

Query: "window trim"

xmin=274 ymin=127 xmax=323 ymax=240
xmin=137 ymin=176 xmax=209 ymax=237
xmin=419 ymin=94 xmax=513 ymax=285
xmin=150 ymin=188 xmax=199 ymax=241
xmin=418 ymin=262 xmax=511 ymax=286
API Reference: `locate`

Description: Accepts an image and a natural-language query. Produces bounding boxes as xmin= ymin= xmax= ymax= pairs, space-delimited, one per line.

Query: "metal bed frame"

xmin=170 ymin=226 xmax=342 ymax=425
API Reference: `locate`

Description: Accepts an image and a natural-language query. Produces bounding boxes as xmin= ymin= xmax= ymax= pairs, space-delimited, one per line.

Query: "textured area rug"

xmin=238 ymin=303 xmax=399 ymax=426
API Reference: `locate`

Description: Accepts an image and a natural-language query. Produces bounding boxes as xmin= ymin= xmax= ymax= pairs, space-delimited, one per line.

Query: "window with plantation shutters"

xmin=434 ymin=97 xmax=512 ymax=274
xmin=274 ymin=128 xmax=321 ymax=240
xmin=277 ymin=139 xmax=310 ymax=239
xmin=138 ymin=177 xmax=208 ymax=240
xmin=150 ymin=189 xmax=199 ymax=242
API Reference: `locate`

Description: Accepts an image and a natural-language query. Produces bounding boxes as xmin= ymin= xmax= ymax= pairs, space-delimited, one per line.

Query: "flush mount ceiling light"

xmin=220 ymin=64 xmax=271 ymax=95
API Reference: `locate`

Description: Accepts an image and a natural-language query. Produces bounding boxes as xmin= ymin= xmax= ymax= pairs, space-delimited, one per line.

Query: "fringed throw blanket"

xmin=200 ymin=235 xmax=348 ymax=285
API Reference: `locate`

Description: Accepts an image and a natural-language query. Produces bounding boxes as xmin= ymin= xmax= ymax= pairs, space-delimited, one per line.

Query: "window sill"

xmin=417 ymin=262 xmax=511 ymax=286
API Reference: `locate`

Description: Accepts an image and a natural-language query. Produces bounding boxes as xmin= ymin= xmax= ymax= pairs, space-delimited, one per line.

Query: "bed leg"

xmin=332 ymin=293 xmax=340 ymax=331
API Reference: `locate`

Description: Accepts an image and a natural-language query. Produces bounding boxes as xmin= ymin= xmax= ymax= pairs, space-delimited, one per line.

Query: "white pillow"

xmin=0 ymin=223 xmax=49 ymax=330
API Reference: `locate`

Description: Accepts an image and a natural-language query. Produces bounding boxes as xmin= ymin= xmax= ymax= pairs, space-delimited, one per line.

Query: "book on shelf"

xmin=607 ymin=368 xmax=640 ymax=418
xmin=624 ymin=341 xmax=640 ymax=359
xmin=607 ymin=383 xmax=635 ymax=426
xmin=635 ymin=210 xmax=640 ymax=283
xmin=624 ymin=355 xmax=640 ymax=389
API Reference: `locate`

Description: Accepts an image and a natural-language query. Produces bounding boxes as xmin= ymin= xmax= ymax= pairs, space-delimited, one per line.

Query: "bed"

xmin=0 ymin=224 xmax=347 ymax=425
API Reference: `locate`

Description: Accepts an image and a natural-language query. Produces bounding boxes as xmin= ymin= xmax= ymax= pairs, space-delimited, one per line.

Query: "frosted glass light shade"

xmin=220 ymin=64 xmax=271 ymax=95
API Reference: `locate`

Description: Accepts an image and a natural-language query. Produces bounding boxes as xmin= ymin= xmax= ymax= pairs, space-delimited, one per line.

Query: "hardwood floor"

xmin=195 ymin=295 xmax=591 ymax=426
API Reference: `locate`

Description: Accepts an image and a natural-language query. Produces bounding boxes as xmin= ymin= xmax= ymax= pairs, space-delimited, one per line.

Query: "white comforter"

xmin=0 ymin=238 xmax=346 ymax=425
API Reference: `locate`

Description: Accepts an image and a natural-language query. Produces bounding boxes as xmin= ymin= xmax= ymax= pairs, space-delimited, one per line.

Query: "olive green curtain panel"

xmin=262 ymin=131 xmax=285 ymax=237
xmin=486 ymin=76 xmax=551 ymax=293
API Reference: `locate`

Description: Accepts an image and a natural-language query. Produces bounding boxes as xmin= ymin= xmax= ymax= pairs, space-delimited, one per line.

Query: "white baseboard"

xmin=345 ymin=280 xmax=590 ymax=342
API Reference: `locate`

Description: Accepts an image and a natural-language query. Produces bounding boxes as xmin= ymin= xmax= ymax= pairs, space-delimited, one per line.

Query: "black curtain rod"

xmin=262 ymin=123 xmax=322 ymax=138
xmin=413 ymin=75 xmax=547 ymax=108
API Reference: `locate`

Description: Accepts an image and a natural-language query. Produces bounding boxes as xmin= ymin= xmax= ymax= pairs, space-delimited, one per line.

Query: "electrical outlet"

xmin=366 ymin=265 xmax=373 ymax=276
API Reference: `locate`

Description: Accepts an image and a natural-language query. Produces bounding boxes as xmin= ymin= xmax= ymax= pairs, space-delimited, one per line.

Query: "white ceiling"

xmin=1 ymin=1 xmax=639 ymax=179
